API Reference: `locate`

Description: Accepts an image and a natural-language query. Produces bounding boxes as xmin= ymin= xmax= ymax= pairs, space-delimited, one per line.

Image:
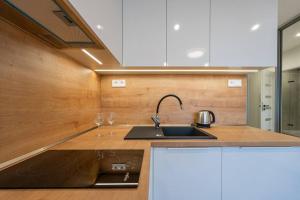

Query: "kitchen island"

xmin=0 ymin=125 xmax=300 ymax=200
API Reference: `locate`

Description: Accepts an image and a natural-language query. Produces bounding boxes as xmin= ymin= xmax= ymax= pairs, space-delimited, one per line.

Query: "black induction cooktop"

xmin=0 ymin=150 xmax=144 ymax=189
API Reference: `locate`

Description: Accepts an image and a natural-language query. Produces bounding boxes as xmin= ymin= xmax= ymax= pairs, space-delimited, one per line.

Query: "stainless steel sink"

xmin=124 ymin=126 xmax=217 ymax=140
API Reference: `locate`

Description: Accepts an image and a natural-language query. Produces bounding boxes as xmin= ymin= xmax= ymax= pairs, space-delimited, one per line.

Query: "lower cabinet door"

xmin=151 ymin=147 xmax=222 ymax=200
xmin=222 ymin=147 xmax=300 ymax=200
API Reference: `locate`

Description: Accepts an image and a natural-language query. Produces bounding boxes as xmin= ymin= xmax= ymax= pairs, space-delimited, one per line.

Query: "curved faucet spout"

xmin=156 ymin=94 xmax=183 ymax=114
xmin=151 ymin=94 xmax=183 ymax=128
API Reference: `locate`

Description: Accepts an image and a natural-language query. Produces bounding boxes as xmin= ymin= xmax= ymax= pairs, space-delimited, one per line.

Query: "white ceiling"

xmin=279 ymin=0 xmax=300 ymax=26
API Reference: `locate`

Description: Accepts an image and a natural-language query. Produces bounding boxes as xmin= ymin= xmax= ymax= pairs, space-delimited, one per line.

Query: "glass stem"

xmin=97 ymin=125 xmax=101 ymax=137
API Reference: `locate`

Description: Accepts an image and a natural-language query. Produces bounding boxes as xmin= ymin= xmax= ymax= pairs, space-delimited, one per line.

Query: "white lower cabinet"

xmin=150 ymin=147 xmax=222 ymax=200
xmin=150 ymin=147 xmax=300 ymax=200
xmin=222 ymin=147 xmax=300 ymax=200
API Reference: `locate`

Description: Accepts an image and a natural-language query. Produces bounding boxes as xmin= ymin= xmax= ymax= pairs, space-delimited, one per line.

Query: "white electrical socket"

xmin=228 ymin=79 xmax=242 ymax=88
xmin=112 ymin=80 xmax=126 ymax=88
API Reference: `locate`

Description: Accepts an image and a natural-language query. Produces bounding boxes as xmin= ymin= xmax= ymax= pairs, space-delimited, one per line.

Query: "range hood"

xmin=0 ymin=0 xmax=101 ymax=49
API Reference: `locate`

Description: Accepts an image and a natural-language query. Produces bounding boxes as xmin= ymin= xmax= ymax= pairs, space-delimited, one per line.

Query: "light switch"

xmin=228 ymin=79 xmax=242 ymax=87
xmin=112 ymin=80 xmax=126 ymax=88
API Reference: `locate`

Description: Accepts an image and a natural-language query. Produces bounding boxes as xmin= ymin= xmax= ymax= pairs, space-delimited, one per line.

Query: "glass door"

xmin=281 ymin=20 xmax=300 ymax=137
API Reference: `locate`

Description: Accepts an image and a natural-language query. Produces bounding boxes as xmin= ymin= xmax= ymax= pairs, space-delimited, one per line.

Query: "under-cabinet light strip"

xmin=94 ymin=69 xmax=259 ymax=73
xmin=81 ymin=49 xmax=103 ymax=65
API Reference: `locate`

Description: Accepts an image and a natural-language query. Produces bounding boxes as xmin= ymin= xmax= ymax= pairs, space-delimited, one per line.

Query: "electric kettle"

xmin=196 ymin=110 xmax=215 ymax=128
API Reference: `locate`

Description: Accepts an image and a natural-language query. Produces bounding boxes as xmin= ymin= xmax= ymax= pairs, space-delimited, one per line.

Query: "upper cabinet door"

xmin=167 ymin=0 xmax=210 ymax=66
xmin=123 ymin=0 xmax=166 ymax=66
xmin=210 ymin=0 xmax=278 ymax=67
xmin=69 ymin=0 xmax=122 ymax=63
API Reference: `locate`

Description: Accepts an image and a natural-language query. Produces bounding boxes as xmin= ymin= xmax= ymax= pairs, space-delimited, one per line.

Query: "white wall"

xmin=283 ymin=45 xmax=300 ymax=71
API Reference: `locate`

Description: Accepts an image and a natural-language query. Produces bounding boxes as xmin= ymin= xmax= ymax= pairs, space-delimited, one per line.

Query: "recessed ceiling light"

xmin=96 ymin=24 xmax=103 ymax=30
xmin=204 ymin=62 xmax=209 ymax=67
xmin=187 ymin=49 xmax=205 ymax=59
xmin=296 ymin=33 xmax=300 ymax=37
xmin=163 ymin=62 xmax=168 ymax=66
xmin=251 ymin=24 xmax=260 ymax=31
xmin=173 ymin=24 xmax=180 ymax=31
xmin=81 ymin=49 xmax=102 ymax=65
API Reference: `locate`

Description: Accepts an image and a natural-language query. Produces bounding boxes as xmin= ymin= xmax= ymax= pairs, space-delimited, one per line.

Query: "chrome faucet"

xmin=151 ymin=94 xmax=183 ymax=128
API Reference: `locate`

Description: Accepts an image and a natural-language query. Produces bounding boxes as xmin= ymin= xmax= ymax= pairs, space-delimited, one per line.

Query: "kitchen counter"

xmin=1 ymin=125 xmax=300 ymax=200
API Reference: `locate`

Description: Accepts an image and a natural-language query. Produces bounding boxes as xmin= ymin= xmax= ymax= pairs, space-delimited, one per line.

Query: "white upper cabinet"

xmin=210 ymin=0 xmax=278 ymax=67
xmin=123 ymin=0 xmax=166 ymax=66
xmin=71 ymin=0 xmax=278 ymax=67
xmin=69 ymin=0 xmax=122 ymax=63
xmin=167 ymin=0 xmax=210 ymax=66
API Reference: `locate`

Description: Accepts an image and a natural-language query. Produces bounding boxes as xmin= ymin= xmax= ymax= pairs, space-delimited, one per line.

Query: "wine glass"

xmin=95 ymin=113 xmax=104 ymax=137
xmin=107 ymin=112 xmax=115 ymax=126
xmin=107 ymin=112 xmax=115 ymax=136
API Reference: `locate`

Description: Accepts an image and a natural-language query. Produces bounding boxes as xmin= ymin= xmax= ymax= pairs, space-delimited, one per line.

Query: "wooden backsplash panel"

xmin=100 ymin=74 xmax=247 ymax=125
xmin=0 ymin=20 xmax=101 ymax=163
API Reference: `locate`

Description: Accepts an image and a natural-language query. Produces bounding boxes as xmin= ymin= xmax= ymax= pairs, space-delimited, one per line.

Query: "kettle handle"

xmin=209 ymin=111 xmax=215 ymax=124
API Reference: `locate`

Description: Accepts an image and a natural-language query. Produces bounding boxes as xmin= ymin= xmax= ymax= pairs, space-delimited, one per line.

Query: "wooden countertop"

xmin=152 ymin=126 xmax=300 ymax=147
xmin=1 ymin=125 xmax=300 ymax=200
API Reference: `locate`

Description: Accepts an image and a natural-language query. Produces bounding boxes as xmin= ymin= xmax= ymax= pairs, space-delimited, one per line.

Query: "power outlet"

xmin=228 ymin=79 xmax=242 ymax=88
xmin=112 ymin=80 xmax=126 ymax=88
xmin=112 ymin=163 xmax=127 ymax=171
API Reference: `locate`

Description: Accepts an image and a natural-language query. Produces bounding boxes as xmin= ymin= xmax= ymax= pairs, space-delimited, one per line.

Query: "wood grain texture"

xmin=1 ymin=125 xmax=300 ymax=200
xmin=100 ymin=74 xmax=247 ymax=125
xmin=0 ymin=19 xmax=101 ymax=164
